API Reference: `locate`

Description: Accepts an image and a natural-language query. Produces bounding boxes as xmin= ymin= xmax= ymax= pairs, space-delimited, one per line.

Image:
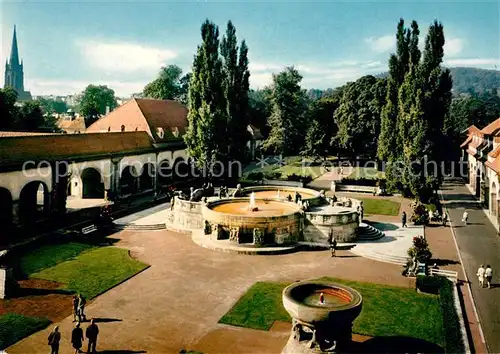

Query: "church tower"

xmin=4 ymin=26 xmax=31 ymax=101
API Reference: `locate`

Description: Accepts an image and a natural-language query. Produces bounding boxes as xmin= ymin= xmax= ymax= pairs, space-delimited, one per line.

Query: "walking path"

xmin=440 ymin=178 xmax=500 ymax=353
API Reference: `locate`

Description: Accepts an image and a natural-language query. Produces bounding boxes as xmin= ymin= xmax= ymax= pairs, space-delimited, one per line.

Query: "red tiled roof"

xmin=57 ymin=116 xmax=86 ymax=134
xmin=0 ymin=132 xmax=154 ymax=166
xmin=486 ymin=160 xmax=500 ymax=174
xmin=460 ymin=135 xmax=472 ymax=148
xmin=86 ymin=98 xmax=187 ymax=142
xmin=480 ymin=118 xmax=500 ymax=136
xmin=489 ymin=145 xmax=500 ymax=158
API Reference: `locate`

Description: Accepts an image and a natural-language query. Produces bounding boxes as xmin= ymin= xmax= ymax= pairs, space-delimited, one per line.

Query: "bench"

xmin=263 ymin=179 xmax=303 ymax=187
xmin=81 ymin=224 xmax=98 ymax=235
xmin=335 ymin=184 xmax=377 ymax=194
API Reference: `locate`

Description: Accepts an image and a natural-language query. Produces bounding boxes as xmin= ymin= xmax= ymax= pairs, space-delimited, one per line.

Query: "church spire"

xmin=9 ymin=25 xmax=20 ymax=67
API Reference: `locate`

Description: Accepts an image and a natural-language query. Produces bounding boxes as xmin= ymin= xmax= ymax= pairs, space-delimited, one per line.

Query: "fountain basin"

xmin=242 ymin=186 xmax=323 ymax=207
xmin=283 ymin=281 xmax=362 ymax=325
xmin=203 ymin=198 xmax=303 ymax=246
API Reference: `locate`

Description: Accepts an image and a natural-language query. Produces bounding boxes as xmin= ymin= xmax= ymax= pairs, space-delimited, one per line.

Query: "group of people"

xmin=47 ymin=319 xmax=99 ymax=354
xmin=477 ymin=264 xmax=493 ymax=289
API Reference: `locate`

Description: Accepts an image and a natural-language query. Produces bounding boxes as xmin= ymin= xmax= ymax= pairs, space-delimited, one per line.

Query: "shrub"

xmin=408 ymin=236 xmax=433 ymax=263
xmin=340 ymin=177 xmax=379 ymax=187
xmin=411 ymin=202 xmax=429 ymax=225
xmin=416 ymin=276 xmax=464 ymax=354
xmin=247 ymin=172 xmax=264 ymax=181
xmin=263 ymin=171 xmax=282 ymax=180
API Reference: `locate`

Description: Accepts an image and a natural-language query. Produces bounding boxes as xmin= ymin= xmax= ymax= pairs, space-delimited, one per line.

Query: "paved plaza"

xmin=8 ymin=224 xmax=412 ymax=353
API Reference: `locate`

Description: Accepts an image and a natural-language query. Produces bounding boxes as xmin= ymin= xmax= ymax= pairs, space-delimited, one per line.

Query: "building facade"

xmin=4 ymin=26 xmax=32 ymax=101
xmin=462 ymin=118 xmax=500 ymax=231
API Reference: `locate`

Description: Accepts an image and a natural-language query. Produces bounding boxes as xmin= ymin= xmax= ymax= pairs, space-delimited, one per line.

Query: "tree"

xmin=17 ymin=101 xmax=45 ymax=131
xmin=184 ymin=19 xmax=227 ymax=175
xmin=221 ymin=21 xmax=251 ymax=162
xmin=77 ymin=85 xmax=117 ymax=127
xmin=0 ymin=87 xmax=18 ymax=130
xmin=177 ymin=72 xmax=192 ymax=105
xmin=263 ymin=67 xmax=308 ymax=156
xmin=248 ymin=88 xmax=272 ymax=136
xmin=143 ymin=65 xmax=183 ymax=100
xmin=37 ymin=97 xmax=68 ymax=114
xmin=334 ymin=76 xmax=385 ymax=159
xmin=301 ymin=97 xmax=339 ymax=160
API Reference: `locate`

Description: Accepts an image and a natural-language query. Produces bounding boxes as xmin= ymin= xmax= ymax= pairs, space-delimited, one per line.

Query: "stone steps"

xmin=350 ymin=248 xmax=407 ymax=266
xmin=357 ymin=223 xmax=385 ymax=240
xmin=114 ymin=223 xmax=166 ymax=231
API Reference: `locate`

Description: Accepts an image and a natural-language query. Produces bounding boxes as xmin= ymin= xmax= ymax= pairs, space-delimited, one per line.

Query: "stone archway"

xmin=157 ymin=159 xmax=172 ymax=187
xmin=139 ymin=163 xmax=155 ymax=191
xmin=0 ymin=188 xmax=12 ymax=230
xmin=19 ymin=181 xmax=49 ymax=224
xmin=81 ymin=168 xmax=105 ymax=199
xmin=119 ymin=165 xmax=138 ymax=195
xmin=491 ymin=182 xmax=497 ymax=217
xmin=172 ymin=158 xmax=189 ymax=181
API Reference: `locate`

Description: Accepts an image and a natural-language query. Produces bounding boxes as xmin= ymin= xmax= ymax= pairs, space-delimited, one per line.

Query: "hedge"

xmin=340 ymin=177 xmax=380 ymax=187
xmin=416 ymin=276 xmax=465 ymax=353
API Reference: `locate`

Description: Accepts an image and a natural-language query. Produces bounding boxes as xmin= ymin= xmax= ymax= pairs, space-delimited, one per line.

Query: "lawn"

xmin=30 ymin=246 xmax=148 ymax=299
xmin=19 ymin=242 xmax=95 ymax=275
xmin=0 ymin=313 xmax=51 ymax=350
xmin=356 ymin=197 xmax=401 ymax=216
xmin=243 ymin=156 xmax=334 ymax=180
xmin=219 ymin=278 xmax=444 ymax=347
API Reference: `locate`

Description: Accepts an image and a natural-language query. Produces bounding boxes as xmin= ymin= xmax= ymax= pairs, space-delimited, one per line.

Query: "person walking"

xmin=401 ymin=211 xmax=407 ymax=228
xmin=71 ymin=322 xmax=84 ymax=354
xmin=329 ymin=233 xmax=337 ymax=257
xmin=442 ymin=212 xmax=448 ymax=227
xmin=462 ymin=210 xmax=468 ymax=225
xmin=86 ymin=318 xmax=99 ymax=354
xmin=72 ymin=295 xmax=79 ymax=322
xmin=485 ymin=265 xmax=493 ymax=289
xmin=477 ymin=265 xmax=485 ymax=288
xmin=77 ymin=294 xmax=87 ymax=322
xmin=47 ymin=326 xmax=61 ymax=354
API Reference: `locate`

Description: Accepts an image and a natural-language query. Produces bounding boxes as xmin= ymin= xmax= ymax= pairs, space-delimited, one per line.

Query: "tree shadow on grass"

xmin=349 ymin=336 xmax=444 ymax=353
xmin=12 ymin=287 xmax=75 ymax=298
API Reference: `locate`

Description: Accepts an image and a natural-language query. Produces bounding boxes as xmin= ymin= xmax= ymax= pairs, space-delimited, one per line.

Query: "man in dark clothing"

xmin=329 ymin=230 xmax=337 ymax=257
xmin=48 ymin=326 xmax=61 ymax=354
xmin=402 ymin=211 xmax=407 ymax=228
xmin=86 ymin=318 xmax=99 ymax=353
xmin=71 ymin=322 xmax=84 ymax=354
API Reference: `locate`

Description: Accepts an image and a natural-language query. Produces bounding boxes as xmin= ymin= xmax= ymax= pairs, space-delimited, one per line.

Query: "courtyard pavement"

xmin=8 ymin=225 xmax=412 ymax=353
xmin=440 ymin=178 xmax=500 ymax=353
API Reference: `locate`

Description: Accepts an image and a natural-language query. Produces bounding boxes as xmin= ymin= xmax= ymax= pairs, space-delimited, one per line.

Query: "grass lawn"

xmin=219 ymin=277 xmax=444 ymax=347
xmin=19 ymin=242 xmax=95 ymax=275
xmin=346 ymin=167 xmax=385 ymax=180
xmin=243 ymin=156 xmax=333 ymax=180
xmin=356 ymin=197 xmax=401 ymax=216
xmin=30 ymin=246 xmax=148 ymax=299
xmin=0 ymin=313 xmax=51 ymax=350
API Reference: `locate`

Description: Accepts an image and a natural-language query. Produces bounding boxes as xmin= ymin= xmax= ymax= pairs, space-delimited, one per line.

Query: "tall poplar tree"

xmin=184 ymin=20 xmax=227 ymax=175
xmin=221 ymin=21 xmax=251 ymax=163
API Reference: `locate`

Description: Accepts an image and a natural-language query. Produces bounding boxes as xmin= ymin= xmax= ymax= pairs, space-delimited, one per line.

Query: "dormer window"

xmin=172 ymin=127 xmax=179 ymax=137
xmin=156 ymin=127 xmax=164 ymax=139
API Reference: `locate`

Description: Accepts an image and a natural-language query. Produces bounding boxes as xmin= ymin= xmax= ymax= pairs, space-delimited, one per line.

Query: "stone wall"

xmin=166 ymin=196 xmax=204 ymax=231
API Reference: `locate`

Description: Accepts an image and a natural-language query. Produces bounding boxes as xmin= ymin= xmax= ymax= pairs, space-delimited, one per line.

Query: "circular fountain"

xmin=241 ymin=186 xmax=323 ymax=206
xmin=202 ymin=197 xmax=304 ymax=247
xmin=282 ymin=281 xmax=363 ymax=353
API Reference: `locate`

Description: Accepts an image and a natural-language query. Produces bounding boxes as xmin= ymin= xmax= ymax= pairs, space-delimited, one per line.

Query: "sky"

xmin=1 ymin=0 xmax=499 ymax=97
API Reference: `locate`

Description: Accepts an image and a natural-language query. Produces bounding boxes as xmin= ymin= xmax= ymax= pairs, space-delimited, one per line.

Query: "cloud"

xmin=444 ymin=37 xmax=464 ymax=57
xmin=76 ymin=40 xmax=178 ymax=74
xmin=26 ymin=78 xmax=147 ymax=97
xmin=444 ymin=58 xmax=500 ymax=67
xmin=365 ymin=35 xmax=395 ymax=53
xmin=248 ymin=60 xmax=386 ymax=89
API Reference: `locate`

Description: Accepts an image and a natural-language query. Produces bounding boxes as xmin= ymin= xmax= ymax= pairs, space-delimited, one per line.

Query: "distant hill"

xmin=375 ymin=67 xmax=499 ymax=96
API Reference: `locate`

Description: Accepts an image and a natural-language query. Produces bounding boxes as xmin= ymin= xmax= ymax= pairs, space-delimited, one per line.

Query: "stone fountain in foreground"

xmin=282 ymin=281 xmax=363 ymax=353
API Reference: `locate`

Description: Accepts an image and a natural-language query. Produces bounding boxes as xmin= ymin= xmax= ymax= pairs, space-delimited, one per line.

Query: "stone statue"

xmin=190 ymin=188 xmax=204 ymax=202
xmin=232 ymin=184 xmax=244 ymax=197
xmin=204 ymin=221 xmax=212 ymax=235
xmin=253 ymin=228 xmax=265 ymax=245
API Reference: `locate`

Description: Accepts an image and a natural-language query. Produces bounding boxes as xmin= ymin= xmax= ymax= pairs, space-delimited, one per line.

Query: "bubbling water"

xmin=302 ymin=291 xmax=350 ymax=307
